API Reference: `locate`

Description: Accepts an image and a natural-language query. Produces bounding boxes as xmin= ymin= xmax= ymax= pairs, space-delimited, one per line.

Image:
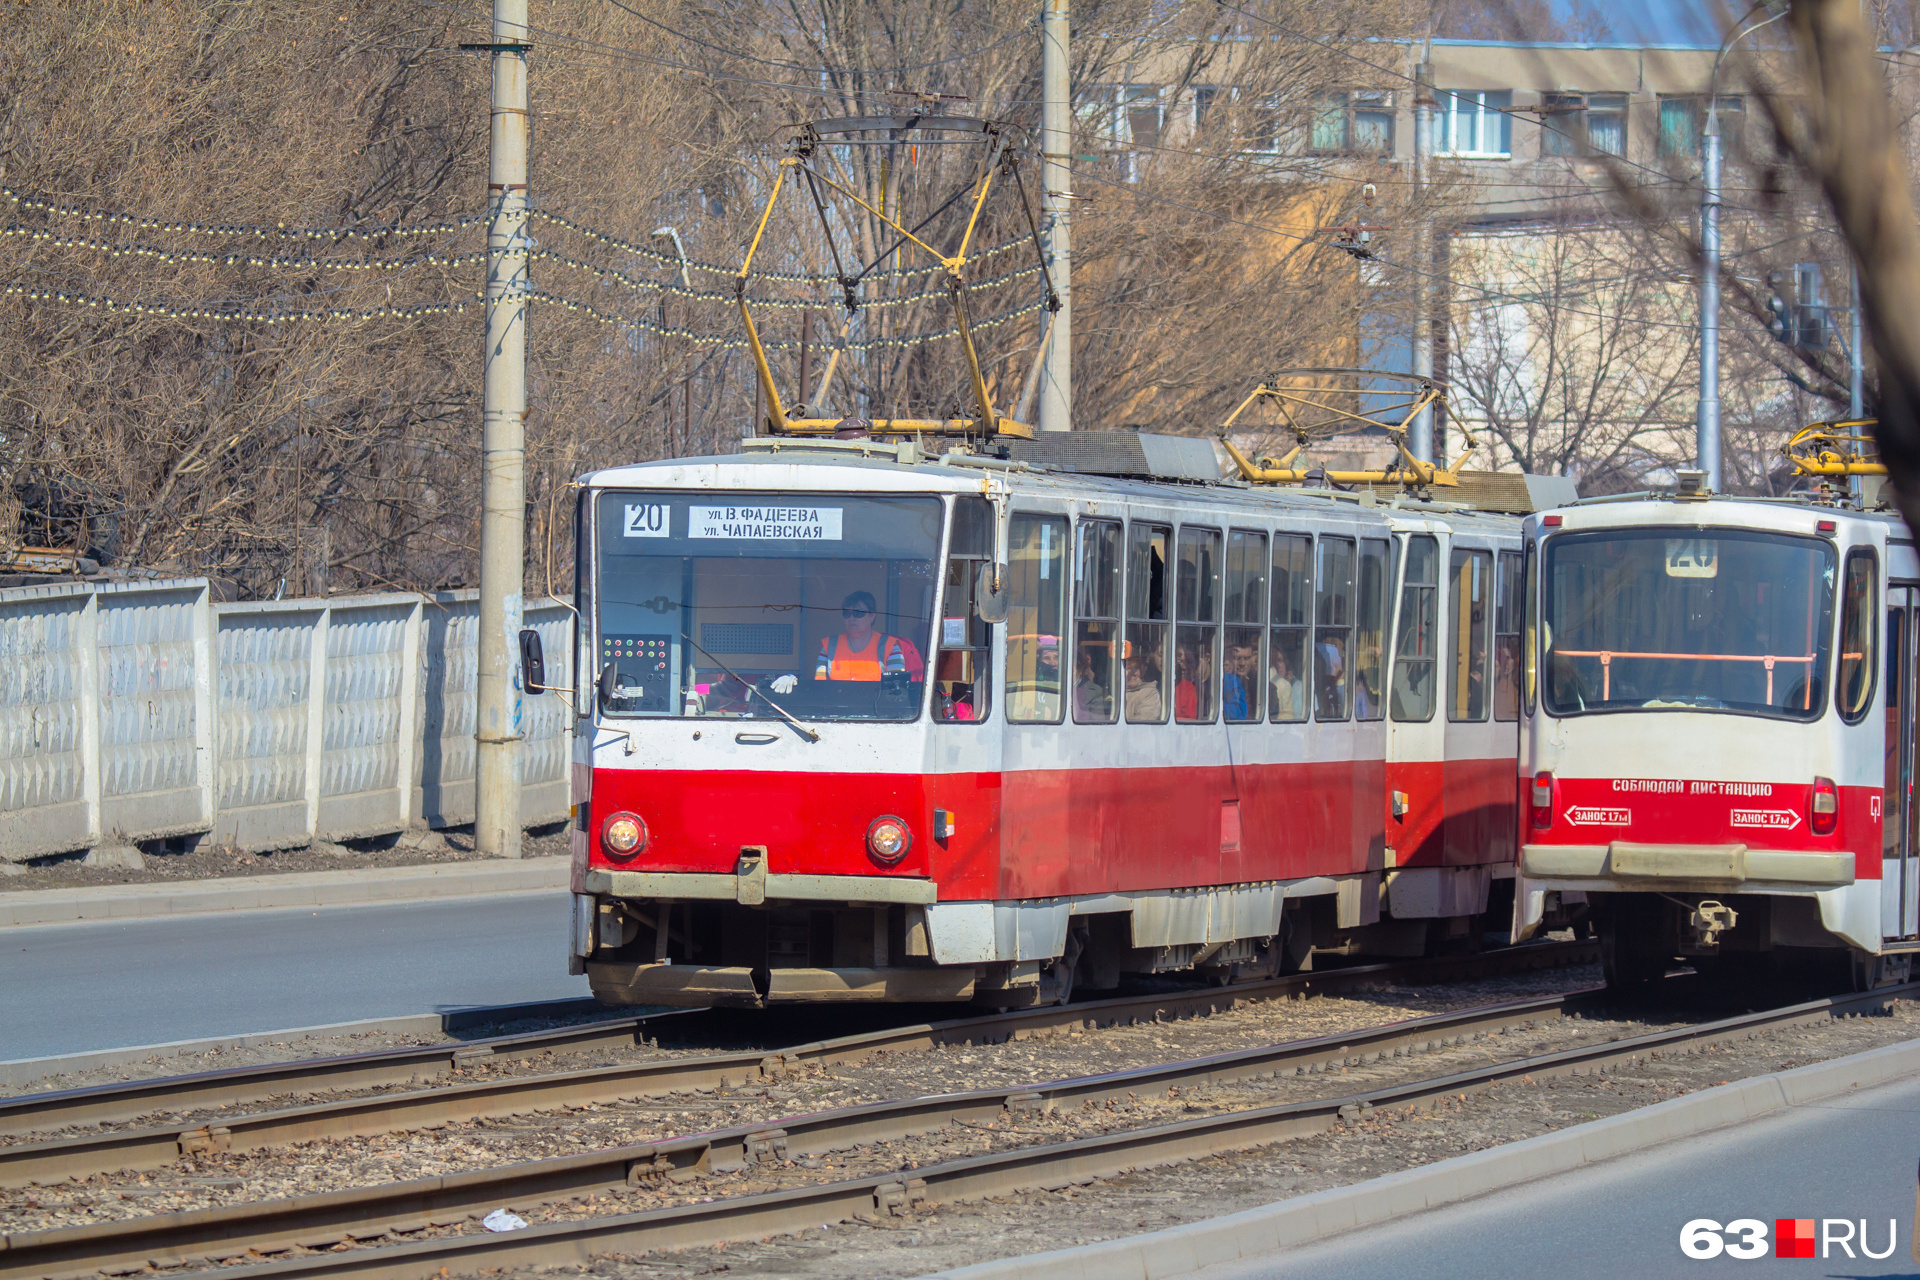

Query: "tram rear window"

xmin=593 ymin=492 xmax=941 ymax=722
xmin=1542 ymin=529 xmax=1836 ymax=721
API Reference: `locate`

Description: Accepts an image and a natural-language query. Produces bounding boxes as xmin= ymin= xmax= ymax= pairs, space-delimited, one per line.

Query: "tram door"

xmin=1384 ymin=526 xmax=1447 ymax=867
xmin=1886 ymin=588 xmax=1920 ymax=941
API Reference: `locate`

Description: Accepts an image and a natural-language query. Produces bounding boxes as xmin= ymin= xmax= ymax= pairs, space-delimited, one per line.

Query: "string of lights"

xmin=3 ymin=224 xmax=1046 ymax=310
xmin=1 ymin=186 xmax=1039 ymax=288
xmin=1 ymin=186 xmax=485 ymax=242
xmin=526 ymin=207 xmax=1033 ymax=282
xmin=3 ymin=280 xmax=1049 ymax=351
xmin=529 ymin=289 xmax=1048 ymax=351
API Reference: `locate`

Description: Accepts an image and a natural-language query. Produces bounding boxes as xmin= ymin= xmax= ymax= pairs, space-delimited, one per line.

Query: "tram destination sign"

xmin=690 ymin=504 xmax=844 ymax=541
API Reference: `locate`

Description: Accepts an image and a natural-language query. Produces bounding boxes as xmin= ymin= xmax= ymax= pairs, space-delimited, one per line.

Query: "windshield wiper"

xmin=678 ymin=628 xmax=820 ymax=744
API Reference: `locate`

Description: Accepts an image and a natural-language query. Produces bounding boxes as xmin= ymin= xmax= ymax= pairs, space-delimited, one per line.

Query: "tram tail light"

xmin=602 ymin=811 xmax=648 ymax=860
xmin=1811 ymin=777 xmax=1839 ymax=836
xmin=1531 ymin=772 xmax=1556 ymax=831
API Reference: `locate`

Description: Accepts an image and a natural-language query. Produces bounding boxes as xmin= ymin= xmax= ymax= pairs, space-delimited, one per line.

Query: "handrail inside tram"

xmin=1551 ymin=646 xmax=1816 ymax=705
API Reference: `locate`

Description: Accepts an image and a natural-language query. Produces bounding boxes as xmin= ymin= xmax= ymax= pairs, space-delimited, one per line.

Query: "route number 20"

xmin=1682 ymin=1219 xmax=1769 ymax=1259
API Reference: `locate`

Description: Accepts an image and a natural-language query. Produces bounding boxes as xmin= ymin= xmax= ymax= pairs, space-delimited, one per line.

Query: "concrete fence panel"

xmin=0 ymin=584 xmax=96 ymax=858
xmin=521 ymin=599 xmax=574 ymax=826
xmin=212 ymin=601 xmax=325 ymax=851
xmin=0 ymin=580 xmax=574 ymax=861
xmin=317 ymin=595 xmax=422 ymax=843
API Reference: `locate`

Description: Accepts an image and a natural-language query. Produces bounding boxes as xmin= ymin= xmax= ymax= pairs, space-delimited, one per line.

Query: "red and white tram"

xmin=563 ymin=434 xmax=1540 ymax=1007
xmin=1514 ymin=488 xmax=1915 ymax=988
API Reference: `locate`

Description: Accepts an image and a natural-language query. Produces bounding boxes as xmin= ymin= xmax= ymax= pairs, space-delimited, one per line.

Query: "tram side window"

xmin=1493 ymin=550 xmax=1525 ymax=721
xmin=1315 ymin=537 xmax=1356 ymax=720
xmin=1392 ymin=535 xmax=1438 ymax=721
xmin=1176 ymin=527 xmax=1223 ymax=723
xmin=1837 ymin=549 xmax=1877 ymax=724
xmin=1270 ymin=534 xmax=1311 ymax=722
xmin=1449 ymin=549 xmax=1492 ymax=721
xmin=1073 ymin=520 xmax=1122 ymax=724
xmin=1007 ymin=514 xmax=1069 ymax=724
xmin=1125 ymin=523 xmax=1171 ymax=723
xmin=1224 ymin=530 xmax=1268 ymax=723
xmin=1523 ymin=542 xmax=1538 ymax=716
xmin=933 ymin=497 xmax=994 ymax=723
xmin=1355 ymin=539 xmax=1389 ymax=721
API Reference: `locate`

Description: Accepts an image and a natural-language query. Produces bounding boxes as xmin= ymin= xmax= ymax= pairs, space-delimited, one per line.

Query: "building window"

xmin=1080 ymin=84 xmax=1161 ymax=179
xmin=1436 ymin=89 xmax=1512 ymax=158
xmin=1194 ymin=85 xmax=1282 ymax=153
xmin=1310 ymin=91 xmax=1393 ymax=154
xmin=1543 ymin=92 xmax=1627 ymax=157
xmin=1658 ymin=94 xmax=1743 ymax=158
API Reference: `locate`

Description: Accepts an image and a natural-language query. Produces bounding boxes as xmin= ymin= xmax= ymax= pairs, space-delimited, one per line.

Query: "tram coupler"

xmin=1687 ymin=899 xmax=1739 ymax=951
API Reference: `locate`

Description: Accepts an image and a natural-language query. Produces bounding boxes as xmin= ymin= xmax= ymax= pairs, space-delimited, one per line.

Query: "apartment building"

xmin=1076 ymin=36 xmax=1840 ymax=489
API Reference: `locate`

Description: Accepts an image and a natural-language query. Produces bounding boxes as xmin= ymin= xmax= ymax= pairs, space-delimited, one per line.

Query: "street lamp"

xmin=1698 ymin=3 xmax=1787 ymax=493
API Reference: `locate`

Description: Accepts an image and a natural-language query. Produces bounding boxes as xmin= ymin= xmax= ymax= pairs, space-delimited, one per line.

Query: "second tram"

xmin=1514 ymin=487 xmax=1914 ymax=988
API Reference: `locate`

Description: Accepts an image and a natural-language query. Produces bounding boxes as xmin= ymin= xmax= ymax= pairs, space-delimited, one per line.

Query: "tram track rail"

xmin=0 ymin=942 xmax=1595 ymax=1185
xmin=3 ymin=974 xmax=1907 ymax=1280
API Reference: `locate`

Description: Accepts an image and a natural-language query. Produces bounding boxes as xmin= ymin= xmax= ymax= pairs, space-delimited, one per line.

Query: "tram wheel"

xmin=1850 ymin=950 xmax=1912 ymax=991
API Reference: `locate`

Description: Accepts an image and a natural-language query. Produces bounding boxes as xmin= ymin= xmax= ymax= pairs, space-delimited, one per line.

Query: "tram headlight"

xmin=602 ymin=811 xmax=648 ymax=859
xmin=1811 ymin=777 xmax=1838 ymax=836
xmin=866 ymin=815 xmax=912 ymax=866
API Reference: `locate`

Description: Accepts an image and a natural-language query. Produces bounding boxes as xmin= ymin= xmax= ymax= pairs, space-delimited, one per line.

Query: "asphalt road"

xmin=0 ymin=890 xmax=589 ymax=1061
xmin=1195 ymin=1068 xmax=1920 ymax=1280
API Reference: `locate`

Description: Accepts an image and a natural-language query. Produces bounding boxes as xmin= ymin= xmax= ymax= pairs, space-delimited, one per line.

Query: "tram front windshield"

xmin=1543 ymin=528 xmax=1836 ymax=721
xmin=593 ymin=492 xmax=940 ymax=722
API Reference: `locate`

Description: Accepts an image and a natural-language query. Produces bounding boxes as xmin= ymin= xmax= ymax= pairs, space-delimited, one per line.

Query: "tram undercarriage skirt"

xmin=587 ymin=961 xmax=977 ymax=1007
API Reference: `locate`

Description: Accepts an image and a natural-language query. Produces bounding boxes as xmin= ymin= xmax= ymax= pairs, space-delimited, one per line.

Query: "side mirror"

xmin=975 ymin=562 xmax=1010 ymax=624
xmin=596 ymin=661 xmax=619 ymax=709
xmin=519 ymin=629 xmax=547 ymax=694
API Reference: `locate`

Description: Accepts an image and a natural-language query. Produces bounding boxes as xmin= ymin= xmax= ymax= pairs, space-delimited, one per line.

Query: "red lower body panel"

xmin=590 ymin=756 xmax=1516 ymax=900
xmin=1523 ymin=775 xmax=1879 ymax=877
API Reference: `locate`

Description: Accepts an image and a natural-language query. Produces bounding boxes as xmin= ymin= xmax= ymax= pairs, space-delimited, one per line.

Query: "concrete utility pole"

xmin=1698 ymin=112 xmax=1723 ymax=492
xmin=475 ymin=0 xmax=531 ymax=858
xmin=1850 ymin=260 xmax=1865 ymax=501
xmin=1039 ymin=0 xmax=1072 ymax=432
xmin=1850 ymin=260 xmax=1866 ymax=419
xmin=1410 ymin=61 xmax=1435 ymax=465
xmin=1700 ymin=6 xmax=1786 ymax=494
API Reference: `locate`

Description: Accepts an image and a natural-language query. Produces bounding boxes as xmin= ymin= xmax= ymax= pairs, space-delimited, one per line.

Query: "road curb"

xmin=922 ymin=1034 xmax=1920 ymax=1280
xmin=0 ymin=856 xmax=571 ymax=929
xmin=0 ymin=996 xmax=607 ymax=1090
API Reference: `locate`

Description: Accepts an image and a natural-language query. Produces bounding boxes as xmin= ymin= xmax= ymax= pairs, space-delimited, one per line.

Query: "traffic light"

xmin=1764 ymin=265 xmax=1832 ymax=350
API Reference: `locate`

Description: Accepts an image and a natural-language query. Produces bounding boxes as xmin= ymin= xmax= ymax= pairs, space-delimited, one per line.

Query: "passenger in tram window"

xmin=1269 ymin=644 xmax=1304 ymax=722
xmin=1175 ymin=640 xmax=1200 ymax=720
xmin=1223 ymin=641 xmax=1259 ymax=721
xmin=1353 ymin=668 xmax=1379 ymax=719
xmin=1492 ymin=642 xmax=1520 ymax=721
xmin=1124 ymin=652 xmax=1163 ymax=721
xmin=1073 ymin=643 xmax=1112 ymax=720
xmin=936 ymin=650 xmax=976 ymax=720
xmin=1316 ymin=634 xmax=1349 ymax=717
xmin=812 ymin=590 xmax=926 ymax=683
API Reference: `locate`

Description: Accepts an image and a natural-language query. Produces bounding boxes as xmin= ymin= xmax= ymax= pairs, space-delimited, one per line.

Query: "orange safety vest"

xmin=816 ymin=633 xmax=905 ymax=682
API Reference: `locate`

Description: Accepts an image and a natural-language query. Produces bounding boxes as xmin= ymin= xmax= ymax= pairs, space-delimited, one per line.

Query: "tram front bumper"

xmin=1520 ymin=842 xmax=1855 ymax=891
xmin=587 ymin=961 xmax=976 ymax=1008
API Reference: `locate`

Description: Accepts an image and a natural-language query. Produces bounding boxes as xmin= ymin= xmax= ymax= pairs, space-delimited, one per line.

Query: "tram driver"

xmin=768 ymin=590 xmax=927 ymax=695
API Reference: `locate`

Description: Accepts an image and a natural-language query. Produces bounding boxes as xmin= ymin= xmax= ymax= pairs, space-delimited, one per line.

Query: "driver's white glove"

xmin=770 ymin=674 xmax=798 ymax=694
